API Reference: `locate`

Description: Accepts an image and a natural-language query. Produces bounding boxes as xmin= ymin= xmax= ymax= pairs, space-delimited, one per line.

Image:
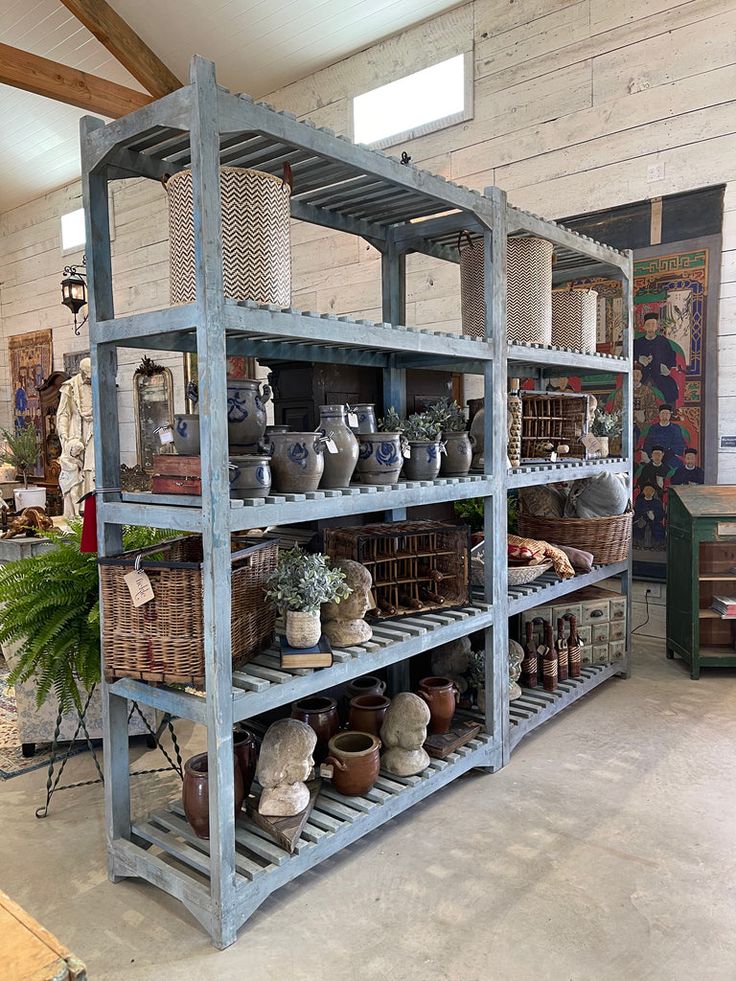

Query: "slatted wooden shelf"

xmin=122 ymin=736 xmax=494 ymax=934
xmin=110 ymin=600 xmax=493 ymax=724
xmin=508 ymin=661 xmax=626 ymax=749
xmin=506 ymin=458 xmax=628 ymax=488
xmin=507 ymin=341 xmax=630 ymax=374
xmin=101 ymin=475 xmax=495 ymax=533
xmin=503 ymin=562 xmax=628 ymax=616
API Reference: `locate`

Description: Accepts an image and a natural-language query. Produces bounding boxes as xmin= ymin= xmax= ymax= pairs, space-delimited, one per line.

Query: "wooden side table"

xmin=667 ymin=486 xmax=736 ymax=678
xmin=0 ymin=888 xmax=86 ymax=980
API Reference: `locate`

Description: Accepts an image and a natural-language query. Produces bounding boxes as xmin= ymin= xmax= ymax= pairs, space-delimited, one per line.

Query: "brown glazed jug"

xmin=417 ymin=676 xmax=459 ymax=735
xmin=348 ymin=693 xmax=391 ymax=738
xmin=182 ymin=752 xmax=245 ymax=840
xmin=291 ymin=695 xmax=339 ymax=764
xmin=233 ymin=728 xmax=258 ymax=797
xmin=324 ymin=731 xmax=381 ymax=796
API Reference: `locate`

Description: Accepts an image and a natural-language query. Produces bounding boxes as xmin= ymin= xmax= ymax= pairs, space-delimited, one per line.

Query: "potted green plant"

xmin=265 ymin=546 xmax=351 ymax=648
xmin=402 ymin=411 xmax=443 ymax=480
xmin=453 ymin=494 xmax=519 ymax=543
xmin=591 ymin=408 xmax=622 ymax=458
xmin=0 ymin=423 xmax=44 ymax=511
xmin=0 ymin=522 xmax=171 ymax=713
xmin=427 ymin=399 xmax=473 ymax=476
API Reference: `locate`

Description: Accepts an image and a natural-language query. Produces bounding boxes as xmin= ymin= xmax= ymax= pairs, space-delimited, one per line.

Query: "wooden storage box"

xmin=521 ymin=391 xmax=590 ymax=460
xmin=324 ymin=520 xmax=470 ymax=618
xmin=151 ymin=453 xmax=202 ymax=495
xmin=99 ymin=535 xmax=277 ymax=685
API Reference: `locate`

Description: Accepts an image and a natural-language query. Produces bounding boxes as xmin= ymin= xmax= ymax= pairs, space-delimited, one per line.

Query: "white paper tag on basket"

xmin=124 ymin=569 xmax=154 ymax=607
xmin=325 ymin=438 xmax=338 ymax=454
xmin=347 ymin=412 xmax=359 ymax=428
xmin=581 ymin=433 xmax=602 ymax=455
xmin=157 ymin=426 xmax=174 ymax=445
xmin=402 ymin=444 xmax=411 ymax=459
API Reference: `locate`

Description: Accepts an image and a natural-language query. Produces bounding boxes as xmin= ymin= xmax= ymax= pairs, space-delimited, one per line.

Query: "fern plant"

xmin=0 ymin=522 xmax=172 ymax=713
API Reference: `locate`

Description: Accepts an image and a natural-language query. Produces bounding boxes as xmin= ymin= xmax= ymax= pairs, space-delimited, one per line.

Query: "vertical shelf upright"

xmin=81 ymin=56 xmax=633 ymax=947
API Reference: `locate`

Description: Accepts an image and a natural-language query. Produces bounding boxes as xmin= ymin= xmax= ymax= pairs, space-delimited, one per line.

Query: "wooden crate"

xmin=324 ymin=520 xmax=470 ymax=618
xmin=0 ymin=888 xmax=86 ymax=980
xmin=521 ymin=391 xmax=589 ymax=460
xmin=151 ymin=453 xmax=202 ymax=495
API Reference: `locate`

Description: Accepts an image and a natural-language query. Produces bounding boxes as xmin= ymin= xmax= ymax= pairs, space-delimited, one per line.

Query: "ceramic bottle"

xmin=318 ymin=404 xmax=359 ymax=489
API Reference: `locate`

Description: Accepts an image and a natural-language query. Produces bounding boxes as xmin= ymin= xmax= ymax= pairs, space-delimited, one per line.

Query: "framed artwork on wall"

xmin=8 ymin=329 xmax=53 ymax=477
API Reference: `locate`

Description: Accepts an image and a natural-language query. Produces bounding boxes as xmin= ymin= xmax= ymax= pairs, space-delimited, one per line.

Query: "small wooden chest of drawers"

xmin=521 ymin=584 xmax=627 ymax=665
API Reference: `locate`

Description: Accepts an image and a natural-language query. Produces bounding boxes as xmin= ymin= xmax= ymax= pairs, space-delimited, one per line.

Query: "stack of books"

xmin=279 ymin=636 xmax=333 ymax=669
xmin=711 ymin=596 xmax=736 ymax=618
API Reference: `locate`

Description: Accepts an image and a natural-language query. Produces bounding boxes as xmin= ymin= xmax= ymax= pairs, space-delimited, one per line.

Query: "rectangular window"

xmin=61 ymin=208 xmax=86 ymax=251
xmin=352 ymin=53 xmax=471 ymax=149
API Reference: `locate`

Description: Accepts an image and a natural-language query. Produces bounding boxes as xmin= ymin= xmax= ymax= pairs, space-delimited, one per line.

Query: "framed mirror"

xmin=133 ymin=357 xmax=175 ymax=471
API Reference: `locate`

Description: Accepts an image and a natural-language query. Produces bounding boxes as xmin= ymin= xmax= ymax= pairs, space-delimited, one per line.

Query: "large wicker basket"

xmin=518 ymin=511 xmax=632 ymax=565
xmin=552 ymin=288 xmax=598 ymax=353
xmin=99 ymin=536 xmax=278 ymax=686
xmin=166 ymin=165 xmax=291 ymax=306
xmin=459 ymin=234 xmax=553 ymax=344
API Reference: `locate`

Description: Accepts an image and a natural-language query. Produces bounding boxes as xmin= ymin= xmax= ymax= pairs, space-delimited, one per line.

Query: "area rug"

xmin=0 ymin=666 xmax=83 ymax=779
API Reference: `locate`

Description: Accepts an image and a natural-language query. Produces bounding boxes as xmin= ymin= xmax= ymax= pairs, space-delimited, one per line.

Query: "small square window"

xmin=61 ymin=208 xmax=86 ymax=251
xmin=352 ymin=53 xmax=471 ymax=149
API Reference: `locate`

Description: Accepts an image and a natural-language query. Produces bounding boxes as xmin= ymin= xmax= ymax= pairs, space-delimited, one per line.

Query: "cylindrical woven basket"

xmin=518 ymin=510 xmax=632 ymax=565
xmin=166 ymin=166 xmax=291 ymax=306
xmin=459 ymin=234 xmax=553 ymax=344
xmin=552 ymin=288 xmax=598 ymax=353
xmin=99 ymin=536 xmax=278 ymax=686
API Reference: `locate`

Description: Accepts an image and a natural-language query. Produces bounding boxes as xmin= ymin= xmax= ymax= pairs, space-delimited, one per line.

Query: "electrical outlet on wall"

xmin=647 ymin=162 xmax=665 ymax=183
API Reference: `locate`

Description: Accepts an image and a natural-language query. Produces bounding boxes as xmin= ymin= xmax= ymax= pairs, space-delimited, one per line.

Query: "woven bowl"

xmin=507 ymin=560 xmax=553 ymax=586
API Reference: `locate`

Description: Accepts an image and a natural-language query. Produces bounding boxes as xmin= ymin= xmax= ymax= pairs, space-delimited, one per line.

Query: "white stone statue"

xmin=56 ymin=357 xmax=94 ymax=519
xmin=321 ymin=559 xmax=373 ymax=646
xmin=256 ymin=718 xmax=316 ymax=816
xmin=380 ymin=692 xmax=430 ymax=777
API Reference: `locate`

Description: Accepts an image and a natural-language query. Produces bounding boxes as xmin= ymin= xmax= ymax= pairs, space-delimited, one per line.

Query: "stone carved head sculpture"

xmin=256 ymin=718 xmax=316 ymax=816
xmin=321 ymin=558 xmax=373 ymax=646
xmin=380 ymin=692 xmax=431 ymax=777
xmin=79 ymin=356 xmax=92 ymax=382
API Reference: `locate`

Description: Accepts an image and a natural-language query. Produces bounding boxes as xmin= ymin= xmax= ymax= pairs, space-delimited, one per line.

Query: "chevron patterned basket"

xmin=166 ymin=166 xmax=291 ymax=306
xmin=459 ymin=234 xmax=553 ymax=345
xmin=552 ymin=288 xmax=598 ymax=353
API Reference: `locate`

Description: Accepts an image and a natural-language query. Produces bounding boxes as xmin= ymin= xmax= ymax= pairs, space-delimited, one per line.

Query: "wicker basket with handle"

xmin=99 ymin=535 xmax=278 ymax=686
xmin=518 ymin=510 xmax=632 ymax=565
xmin=166 ymin=165 xmax=291 ymax=306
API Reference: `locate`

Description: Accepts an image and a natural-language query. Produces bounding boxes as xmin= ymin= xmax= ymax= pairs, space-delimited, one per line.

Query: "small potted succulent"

xmin=591 ymin=408 xmax=622 ymax=459
xmin=356 ymin=407 xmax=404 ymax=485
xmin=401 ymin=411 xmax=444 ymax=481
xmin=265 ymin=546 xmax=351 ymax=648
xmin=428 ymin=399 xmax=473 ymax=476
xmin=0 ymin=424 xmax=45 ymax=511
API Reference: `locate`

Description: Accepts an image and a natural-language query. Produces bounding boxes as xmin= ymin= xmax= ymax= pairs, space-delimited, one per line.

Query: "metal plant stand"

xmin=81 ymin=56 xmax=633 ymax=948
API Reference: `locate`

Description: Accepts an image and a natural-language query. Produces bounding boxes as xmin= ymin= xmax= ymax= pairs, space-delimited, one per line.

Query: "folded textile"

xmin=557 ymin=543 xmax=594 ymax=572
xmin=508 ymin=534 xmax=575 ymax=579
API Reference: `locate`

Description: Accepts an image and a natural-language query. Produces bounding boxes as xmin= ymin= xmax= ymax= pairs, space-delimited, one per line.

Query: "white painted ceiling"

xmin=0 ymin=0 xmax=462 ymax=214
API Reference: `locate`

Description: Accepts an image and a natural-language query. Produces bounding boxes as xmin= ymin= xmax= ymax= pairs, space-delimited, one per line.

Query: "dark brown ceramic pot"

xmin=325 ymin=731 xmax=381 ymax=796
xmin=348 ymin=693 xmax=391 ymax=738
xmin=343 ymin=675 xmax=387 ymax=722
xmin=182 ymin=752 xmax=245 ymax=840
xmin=233 ymin=728 xmax=258 ymax=797
xmin=417 ymin=676 xmax=459 ymax=735
xmin=291 ymin=695 xmax=339 ymax=764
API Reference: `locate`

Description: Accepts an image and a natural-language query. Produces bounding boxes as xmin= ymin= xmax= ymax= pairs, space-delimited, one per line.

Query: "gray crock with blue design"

xmin=173 ymin=414 xmax=201 ymax=456
xmin=229 ymin=455 xmax=272 ymax=500
xmin=403 ymin=439 xmax=442 ymax=481
xmin=356 ymin=433 xmax=403 ymax=485
xmin=319 ymin=404 xmax=359 ymax=489
xmin=269 ymin=432 xmax=325 ymax=493
xmin=441 ymin=432 xmax=473 ymax=476
xmin=348 ymin=404 xmax=377 ymax=434
xmin=226 ymin=377 xmax=271 ymax=450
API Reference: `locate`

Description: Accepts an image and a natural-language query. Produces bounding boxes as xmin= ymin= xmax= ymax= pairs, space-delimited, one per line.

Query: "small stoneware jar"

xmin=291 ymin=695 xmax=339 ymax=764
xmin=264 ymin=424 xmax=290 ymax=455
xmin=229 ymin=455 xmax=272 ymax=499
xmin=269 ymin=431 xmax=326 ymax=493
xmin=325 ymin=731 xmax=381 ymax=796
xmin=173 ymin=413 xmax=200 ymax=456
xmin=349 ymin=404 xmax=377 ymax=434
xmin=226 ymin=377 xmax=270 ymax=450
xmin=441 ymin=432 xmax=473 ymax=476
xmin=233 ymin=728 xmax=258 ymax=797
xmin=403 ymin=439 xmax=442 ymax=481
xmin=356 ymin=433 xmax=403 ymax=485
xmin=417 ymin=676 xmax=459 ymax=735
xmin=343 ymin=675 xmax=387 ymax=723
xmin=182 ymin=752 xmax=245 ymax=840
xmin=349 ymin=693 xmax=391 ymax=738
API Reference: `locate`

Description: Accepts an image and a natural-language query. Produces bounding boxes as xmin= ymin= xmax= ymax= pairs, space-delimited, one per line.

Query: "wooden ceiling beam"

xmin=58 ymin=0 xmax=182 ymax=98
xmin=0 ymin=43 xmax=152 ymax=117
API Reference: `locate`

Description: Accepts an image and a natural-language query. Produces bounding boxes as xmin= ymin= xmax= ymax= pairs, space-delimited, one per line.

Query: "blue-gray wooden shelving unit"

xmin=82 ymin=56 xmax=633 ymax=948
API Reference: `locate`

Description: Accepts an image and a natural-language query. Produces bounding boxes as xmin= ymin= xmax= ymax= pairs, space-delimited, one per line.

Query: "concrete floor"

xmin=2 ymin=641 xmax=736 ymax=981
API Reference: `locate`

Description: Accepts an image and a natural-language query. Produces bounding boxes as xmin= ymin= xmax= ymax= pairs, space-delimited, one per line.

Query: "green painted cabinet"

xmin=667 ymin=486 xmax=736 ymax=678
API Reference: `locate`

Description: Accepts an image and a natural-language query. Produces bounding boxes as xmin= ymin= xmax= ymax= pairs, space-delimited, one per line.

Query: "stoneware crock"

xmin=356 ymin=433 xmax=403 ymax=485
xmin=229 ymin=455 xmax=272 ymax=499
xmin=324 ymin=731 xmax=381 ymax=796
xmin=318 ymin=404 xmax=359 ymax=489
xmin=291 ymin=695 xmax=339 ymax=764
xmin=402 ymin=439 xmax=442 ymax=481
xmin=269 ymin=431 xmax=326 ymax=493
xmin=349 ymin=404 xmax=377 ymax=434
xmin=173 ymin=413 xmax=200 ymax=456
xmin=348 ymin=693 xmax=391 ymax=738
xmin=417 ymin=676 xmax=459 ymax=735
xmin=182 ymin=752 xmax=245 ymax=840
xmin=226 ymin=377 xmax=270 ymax=450
xmin=233 ymin=728 xmax=258 ymax=797
xmin=441 ymin=431 xmax=473 ymax=476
